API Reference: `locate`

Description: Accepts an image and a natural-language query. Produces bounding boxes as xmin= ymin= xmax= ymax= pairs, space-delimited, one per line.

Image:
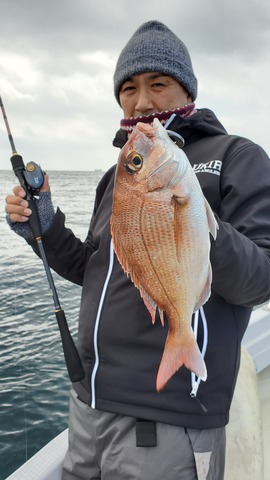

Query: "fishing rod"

xmin=0 ymin=95 xmax=85 ymax=383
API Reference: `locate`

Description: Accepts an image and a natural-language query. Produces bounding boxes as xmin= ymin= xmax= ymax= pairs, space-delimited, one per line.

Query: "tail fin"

xmin=156 ymin=332 xmax=207 ymax=392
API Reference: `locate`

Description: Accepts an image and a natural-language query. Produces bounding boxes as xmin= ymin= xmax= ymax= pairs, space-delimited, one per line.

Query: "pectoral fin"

xmin=172 ymin=182 xmax=190 ymax=206
xmin=193 ymin=264 xmax=212 ymax=312
xmin=172 ymin=187 xmax=190 ymax=259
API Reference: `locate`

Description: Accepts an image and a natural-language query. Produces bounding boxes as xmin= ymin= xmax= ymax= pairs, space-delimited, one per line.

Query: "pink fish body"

xmin=111 ymin=118 xmax=218 ymax=391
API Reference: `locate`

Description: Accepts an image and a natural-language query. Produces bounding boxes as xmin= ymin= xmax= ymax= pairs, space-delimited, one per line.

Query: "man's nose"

xmin=134 ymin=88 xmax=154 ymax=115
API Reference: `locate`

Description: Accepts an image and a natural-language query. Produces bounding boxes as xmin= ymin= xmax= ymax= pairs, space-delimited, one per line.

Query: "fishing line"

xmin=10 ymin=246 xmax=28 ymax=461
xmin=20 ymin=365 xmax=28 ymax=462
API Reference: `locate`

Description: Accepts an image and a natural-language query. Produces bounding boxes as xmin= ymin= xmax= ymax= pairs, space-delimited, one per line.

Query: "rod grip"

xmin=27 ymin=197 xmax=42 ymax=239
xmin=11 ymin=153 xmax=42 ymax=239
xmin=55 ymin=309 xmax=85 ymax=382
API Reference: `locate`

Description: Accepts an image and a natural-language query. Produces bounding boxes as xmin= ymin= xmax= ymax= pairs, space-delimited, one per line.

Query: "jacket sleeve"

xmin=28 ymin=207 xmax=96 ymax=286
xmin=27 ymin=167 xmax=115 ymax=286
xmin=210 ymin=140 xmax=270 ymax=307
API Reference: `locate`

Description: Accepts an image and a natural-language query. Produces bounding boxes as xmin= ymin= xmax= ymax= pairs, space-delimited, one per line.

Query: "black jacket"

xmin=34 ymin=109 xmax=270 ymax=428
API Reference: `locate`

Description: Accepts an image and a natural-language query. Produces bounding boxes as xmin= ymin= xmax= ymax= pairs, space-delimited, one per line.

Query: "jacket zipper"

xmin=91 ymin=238 xmax=114 ymax=409
xmin=190 ymin=306 xmax=208 ymax=412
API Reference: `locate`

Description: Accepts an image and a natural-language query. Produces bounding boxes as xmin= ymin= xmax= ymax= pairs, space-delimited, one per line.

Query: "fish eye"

xmin=125 ymin=151 xmax=143 ymax=173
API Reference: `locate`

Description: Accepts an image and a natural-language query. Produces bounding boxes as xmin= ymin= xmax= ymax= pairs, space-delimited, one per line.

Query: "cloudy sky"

xmin=0 ymin=0 xmax=269 ymax=172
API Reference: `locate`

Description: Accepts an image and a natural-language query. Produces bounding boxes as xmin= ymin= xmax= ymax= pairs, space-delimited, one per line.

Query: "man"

xmin=5 ymin=20 xmax=270 ymax=480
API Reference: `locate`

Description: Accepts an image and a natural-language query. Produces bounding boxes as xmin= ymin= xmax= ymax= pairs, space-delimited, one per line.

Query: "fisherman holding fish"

xmin=5 ymin=20 xmax=270 ymax=480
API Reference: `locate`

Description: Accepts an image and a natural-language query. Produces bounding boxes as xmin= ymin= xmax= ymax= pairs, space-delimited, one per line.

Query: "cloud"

xmin=0 ymin=0 xmax=269 ymax=173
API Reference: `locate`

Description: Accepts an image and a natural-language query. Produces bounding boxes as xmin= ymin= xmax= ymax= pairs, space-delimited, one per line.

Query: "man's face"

xmin=119 ymin=72 xmax=192 ymax=118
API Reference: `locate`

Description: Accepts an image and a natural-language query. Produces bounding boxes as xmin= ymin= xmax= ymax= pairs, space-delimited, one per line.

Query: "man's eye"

xmin=152 ymin=82 xmax=165 ymax=88
xmin=121 ymin=85 xmax=135 ymax=93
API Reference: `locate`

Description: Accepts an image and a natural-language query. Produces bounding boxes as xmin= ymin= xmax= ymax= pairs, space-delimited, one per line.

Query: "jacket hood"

xmin=112 ymin=108 xmax=227 ymax=149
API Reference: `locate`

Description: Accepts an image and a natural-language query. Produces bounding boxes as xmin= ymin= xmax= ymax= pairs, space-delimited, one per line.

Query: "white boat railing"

xmin=242 ymin=301 xmax=270 ymax=373
xmin=5 ymin=429 xmax=68 ymax=480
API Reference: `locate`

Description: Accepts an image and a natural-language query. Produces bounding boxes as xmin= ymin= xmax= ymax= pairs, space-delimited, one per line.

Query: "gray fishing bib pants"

xmin=62 ymin=388 xmax=226 ymax=480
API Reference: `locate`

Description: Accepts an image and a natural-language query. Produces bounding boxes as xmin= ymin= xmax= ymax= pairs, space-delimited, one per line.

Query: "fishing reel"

xmin=10 ymin=155 xmax=45 ymax=197
xmin=22 ymin=161 xmax=45 ymax=196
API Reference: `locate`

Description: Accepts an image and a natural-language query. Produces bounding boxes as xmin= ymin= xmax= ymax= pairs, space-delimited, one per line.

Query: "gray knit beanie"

xmin=114 ymin=20 xmax=197 ymax=104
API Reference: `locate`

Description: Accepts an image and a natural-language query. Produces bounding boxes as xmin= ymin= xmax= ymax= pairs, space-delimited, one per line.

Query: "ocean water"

xmin=0 ymin=169 xmax=104 ymax=479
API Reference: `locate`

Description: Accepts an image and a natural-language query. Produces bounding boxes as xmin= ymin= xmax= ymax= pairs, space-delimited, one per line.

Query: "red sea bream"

xmin=110 ymin=118 xmax=218 ymax=391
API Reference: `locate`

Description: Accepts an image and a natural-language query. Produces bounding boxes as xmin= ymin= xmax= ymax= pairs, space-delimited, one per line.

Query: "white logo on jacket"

xmin=193 ymin=160 xmax=222 ymax=176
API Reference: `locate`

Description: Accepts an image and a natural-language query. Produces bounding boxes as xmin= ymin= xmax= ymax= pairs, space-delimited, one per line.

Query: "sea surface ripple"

xmin=0 ymin=169 xmax=104 ymax=479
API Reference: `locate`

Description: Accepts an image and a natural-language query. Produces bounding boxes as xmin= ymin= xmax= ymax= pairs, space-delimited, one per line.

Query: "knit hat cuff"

xmin=115 ymin=56 xmax=196 ymax=101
